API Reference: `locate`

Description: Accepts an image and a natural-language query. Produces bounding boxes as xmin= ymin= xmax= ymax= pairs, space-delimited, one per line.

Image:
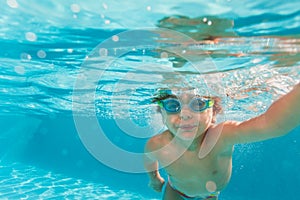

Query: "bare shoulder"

xmin=216 ymin=121 xmax=241 ymax=146
xmin=221 ymin=120 xmax=241 ymax=132
xmin=212 ymin=121 xmax=240 ymax=137
xmin=145 ymin=130 xmax=172 ymax=152
xmin=204 ymin=121 xmax=240 ymax=151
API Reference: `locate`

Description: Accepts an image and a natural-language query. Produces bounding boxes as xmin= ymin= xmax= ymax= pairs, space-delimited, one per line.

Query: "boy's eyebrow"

xmin=195 ymin=94 xmax=211 ymax=99
xmin=152 ymin=94 xmax=177 ymax=103
xmin=160 ymin=94 xmax=178 ymax=99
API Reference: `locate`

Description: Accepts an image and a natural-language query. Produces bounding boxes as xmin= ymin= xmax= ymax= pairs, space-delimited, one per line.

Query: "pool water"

xmin=1 ymin=0 xmax=300 ymax=199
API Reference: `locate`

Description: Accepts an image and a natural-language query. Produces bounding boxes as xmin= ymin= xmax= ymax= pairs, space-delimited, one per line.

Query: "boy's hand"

xmin=148 ymin=175 xmax=165 ymax=192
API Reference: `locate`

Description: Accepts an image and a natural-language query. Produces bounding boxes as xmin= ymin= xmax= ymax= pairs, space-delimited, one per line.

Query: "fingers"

xmin=148 ymin=180 xmax=165 ymax=192
xmin=148 ymin=183 xmax=160 ymax=192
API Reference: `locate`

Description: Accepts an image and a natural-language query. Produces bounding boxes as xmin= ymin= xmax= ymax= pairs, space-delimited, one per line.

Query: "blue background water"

xmin=1 ymin=0 xmax=300 ymax=199
xmin=1 ymin=116 xmax=299 ymax=199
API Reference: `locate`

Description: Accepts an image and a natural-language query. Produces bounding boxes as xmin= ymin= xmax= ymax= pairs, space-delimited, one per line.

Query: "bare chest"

xmin=169 ymin=151 xmax=228 ymax=177
xmin=160 ymin=149 xmax=232 ymax=194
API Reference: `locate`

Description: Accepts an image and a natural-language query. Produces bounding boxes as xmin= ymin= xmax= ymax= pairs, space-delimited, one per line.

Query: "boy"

xmin=144 ymin=83 xmax=300 ymax=200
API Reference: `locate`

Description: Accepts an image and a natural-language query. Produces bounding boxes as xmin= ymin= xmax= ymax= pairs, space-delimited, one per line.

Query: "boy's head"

xmin=152 ymin=88 xmax=222 ymax=123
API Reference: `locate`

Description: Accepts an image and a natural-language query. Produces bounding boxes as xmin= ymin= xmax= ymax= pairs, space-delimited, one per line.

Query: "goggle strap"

xmin=208 ymin=99 xmax=214 ymax=108
xmin=157 ymin=101 xmax=163 ymax=108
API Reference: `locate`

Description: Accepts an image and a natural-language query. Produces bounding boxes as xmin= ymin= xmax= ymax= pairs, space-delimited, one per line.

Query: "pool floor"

xmin=0 ymin=161 xmax=156 ymax=200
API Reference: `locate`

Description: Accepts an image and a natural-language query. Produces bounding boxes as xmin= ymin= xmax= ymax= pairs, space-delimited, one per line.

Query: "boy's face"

xmin=161 ymin=93 xmax=213 ymax=141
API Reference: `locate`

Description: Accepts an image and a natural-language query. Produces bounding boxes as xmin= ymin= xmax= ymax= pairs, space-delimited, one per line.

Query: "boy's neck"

xmin=174 ymin=129 xmax=208 ymax=152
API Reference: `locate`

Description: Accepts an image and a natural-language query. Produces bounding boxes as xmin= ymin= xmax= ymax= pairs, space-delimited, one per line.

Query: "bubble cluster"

xmin=20 ymin=53 xmax=31 ymax=60
xmin=202 ymin=17 xmax=212 ymax=26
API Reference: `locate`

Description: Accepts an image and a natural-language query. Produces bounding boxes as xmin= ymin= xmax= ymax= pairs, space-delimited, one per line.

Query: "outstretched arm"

xmin=225 ymin=82 xmax=300 ymax=144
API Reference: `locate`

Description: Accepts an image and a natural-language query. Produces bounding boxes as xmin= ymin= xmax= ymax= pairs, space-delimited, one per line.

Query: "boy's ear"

xmin=211 ymin=115 xmax=216 ymax=123
xmin=211 ymin=109 xmax=217 ymax=123
xmin=160 ymin=109 xmax=168 ymax=120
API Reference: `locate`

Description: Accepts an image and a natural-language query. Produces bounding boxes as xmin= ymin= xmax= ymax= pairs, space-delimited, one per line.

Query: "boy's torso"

xmin=155 ymin=124 xmax=234 ymax=197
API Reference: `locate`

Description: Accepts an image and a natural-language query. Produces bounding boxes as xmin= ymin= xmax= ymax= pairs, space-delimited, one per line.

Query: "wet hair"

xmin=203 ymin=96 xmax=222 ymax=123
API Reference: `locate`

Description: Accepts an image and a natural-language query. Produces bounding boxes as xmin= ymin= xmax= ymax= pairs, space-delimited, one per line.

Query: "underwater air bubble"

xmin=70 ymin=4 xmax=81 ymax=13
xmin=20 ymin=53 xmax=31 ymax=60
xmin=99 ymin=48 xmax=108 ymax=57
xmin=61 ymin=149 xmax=69 ymax=156
xmin=160 ymin=52 xmax=168 ymax=59
xmin=102 ymin=3 xmax=108 ymax=10
xmin=146 ymin=6 xmax=151 ymax=11
xmin=251 ymin=58 xmax=262 ymax=64
xmin=206 ymin=180 xmax=217 ymax=192
xmin=25 ymin=32 xmax=37 ymax=42
xmin=76 ymin=160 xmax=84 ymax=168
xmin=112 ymin=35 xmax=119 ymax=42
xmin=6 ymin=0 xmax=18 ymax=8
xmin=67 ymin=48 xmax=74 ymax=53
xmin=37 ymin=50 xmax=46 ymax=58
xmin=14 ymin=66 xmax=25 ymax=75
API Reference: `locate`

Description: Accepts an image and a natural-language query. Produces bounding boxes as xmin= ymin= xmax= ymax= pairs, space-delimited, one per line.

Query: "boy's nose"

xmin=179 ymin=105 xmax=192 ymax=120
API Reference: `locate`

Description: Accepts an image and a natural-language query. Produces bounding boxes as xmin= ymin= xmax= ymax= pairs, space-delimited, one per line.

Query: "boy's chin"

xmin=177 ymin=131 xmax=198 ymax=140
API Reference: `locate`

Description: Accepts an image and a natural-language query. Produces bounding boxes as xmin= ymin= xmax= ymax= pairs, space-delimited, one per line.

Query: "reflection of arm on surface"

xmin=225 ymin=82 xmax=300 ymax=144
xmin=157 ymin=15 xmax=236 ymax=41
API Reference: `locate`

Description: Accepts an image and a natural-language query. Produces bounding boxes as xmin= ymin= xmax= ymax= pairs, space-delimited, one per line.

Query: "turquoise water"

xmin=1 ymin=0 xmax=300 ymax=199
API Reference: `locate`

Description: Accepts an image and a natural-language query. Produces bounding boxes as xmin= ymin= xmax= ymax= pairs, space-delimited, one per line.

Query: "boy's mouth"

xmin=178 ymin=125 xmax=197 ymax=131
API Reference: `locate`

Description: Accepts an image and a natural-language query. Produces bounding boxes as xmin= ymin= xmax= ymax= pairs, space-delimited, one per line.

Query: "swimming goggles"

xmin=157 ymin=97 xmax=214 ymax=114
